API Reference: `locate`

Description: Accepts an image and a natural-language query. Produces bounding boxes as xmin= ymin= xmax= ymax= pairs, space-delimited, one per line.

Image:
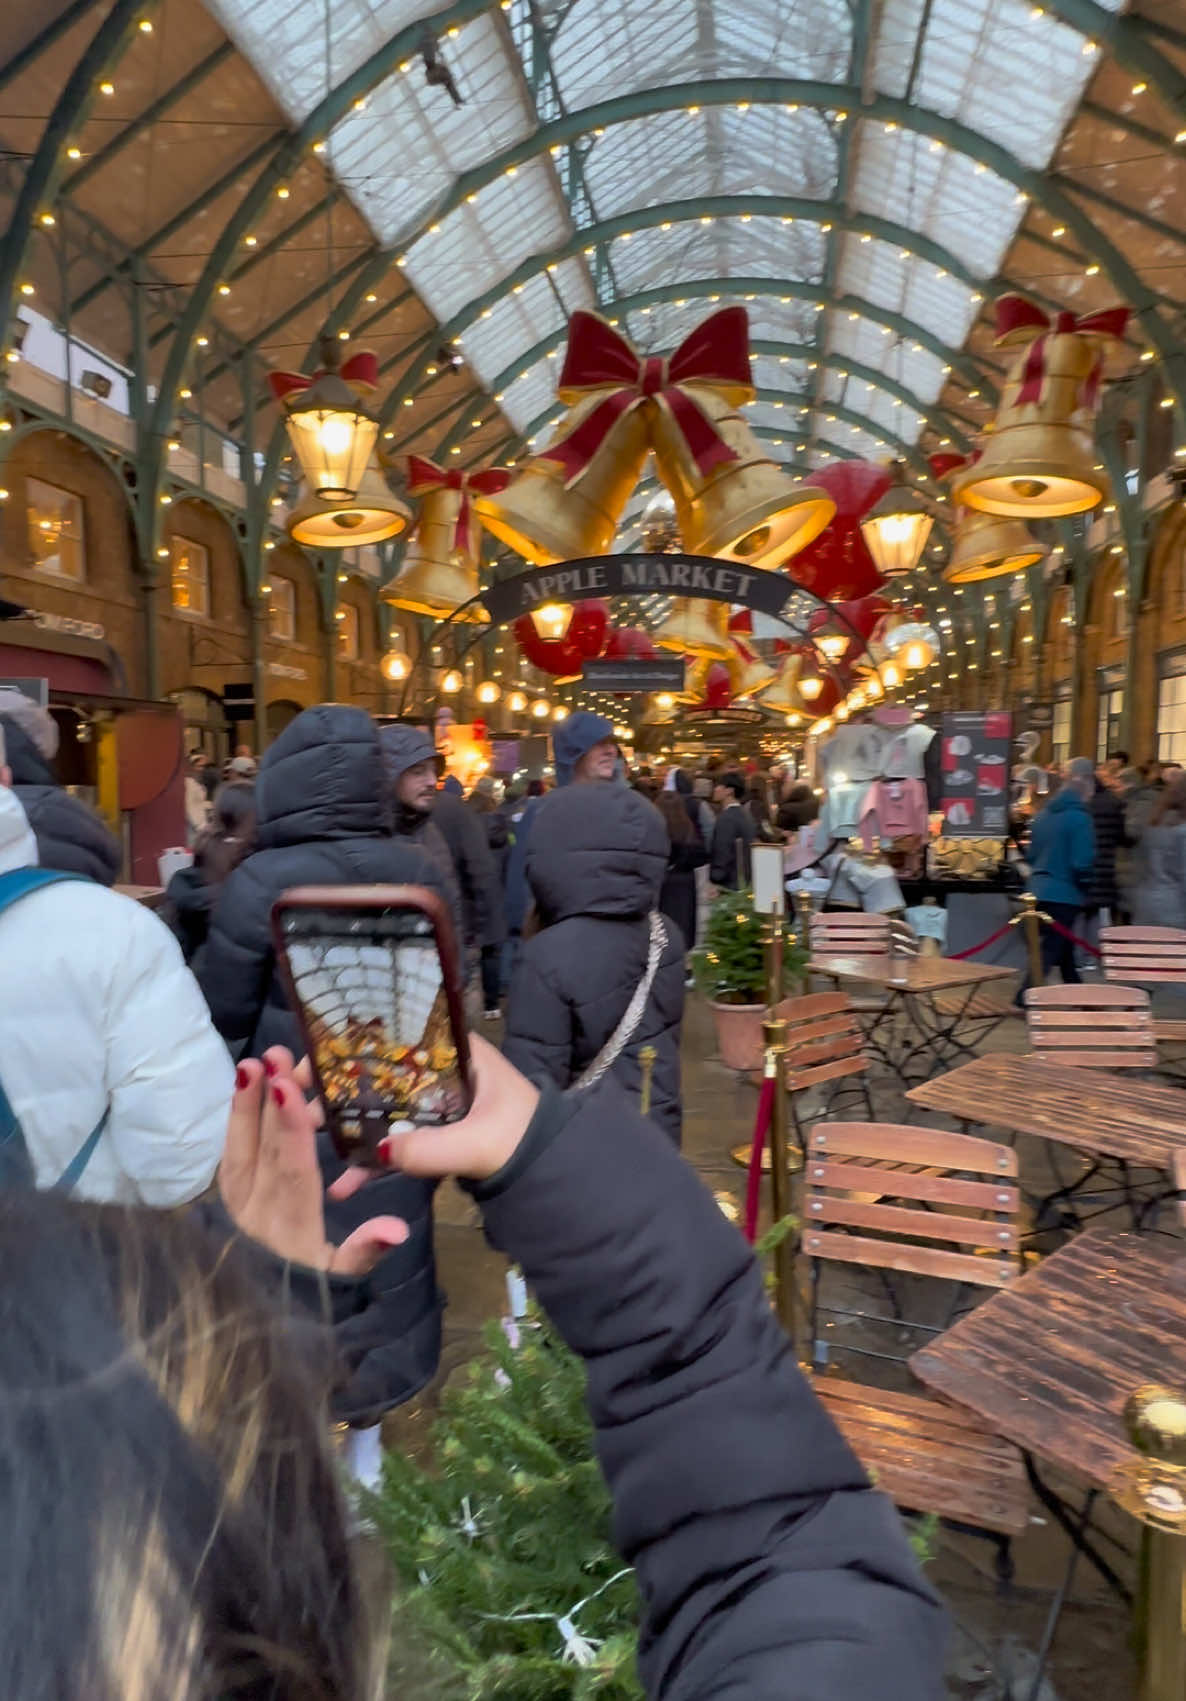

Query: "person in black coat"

xmin=1086 ymin=767 xmax=1131 ymax=919
xmin=197 ymin=703 xmax=451 ymax=1448
xmin=655 ymin=782 xmax=707 ymax=955
xmin=709 ymin=771 xmax=756 ymax=890
xmin=502 ymin=781 xmax=686 ymax=1142
xmin=0 ymin=688 xmax=121 ymax=884
xmin=166 ymin=781 xmax=256 ymax=964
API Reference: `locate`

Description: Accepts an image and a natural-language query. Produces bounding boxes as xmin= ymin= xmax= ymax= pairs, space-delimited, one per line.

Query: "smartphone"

xmin=271 ymin=884 xmax=474 ymax=1162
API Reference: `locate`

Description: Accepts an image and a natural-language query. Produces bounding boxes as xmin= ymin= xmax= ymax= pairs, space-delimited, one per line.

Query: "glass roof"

xmin=206 ymin=0 xmax=1128 ymax=472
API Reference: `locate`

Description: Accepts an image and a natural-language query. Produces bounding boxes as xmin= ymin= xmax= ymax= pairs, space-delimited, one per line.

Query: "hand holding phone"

xmin=272 ymin=885 xmax=474 ymax=1163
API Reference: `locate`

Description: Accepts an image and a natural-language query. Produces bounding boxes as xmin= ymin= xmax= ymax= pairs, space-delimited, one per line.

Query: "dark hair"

xmin=720 ymin=772 xmax=745 ymax=802
xmin=1152 ymin=772 xmax=1186 ymax=827
xmin=1107 ymin=749 xmax=1129 ymax=766
xmin=671 ymin=768 xmax=692 ymax=796
xmin=655 ymin=789 xmax=694 ymax=844
xmin=0 ymin=1191 xmax=368 ymax=1701
xmin=778 ymin=782 xmax=819 ymax=833
xmin=527 ymin=778 xmax=546 ymax=798
xmin=195 ymin=782 xmax=256 ymax=886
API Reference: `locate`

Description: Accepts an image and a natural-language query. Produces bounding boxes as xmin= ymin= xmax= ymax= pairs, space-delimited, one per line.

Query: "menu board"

xmin=939 ymin=710 xmax=1012 ymax=838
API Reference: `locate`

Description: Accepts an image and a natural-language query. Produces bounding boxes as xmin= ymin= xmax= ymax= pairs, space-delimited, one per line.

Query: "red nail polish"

xmin=235 ymin=1065 xmax=249 ymax=1091
xmin=263 ymin=1058 xmax=278 ymax=1078
xmin=271 ymin=1085 xmax=284 ymax=1107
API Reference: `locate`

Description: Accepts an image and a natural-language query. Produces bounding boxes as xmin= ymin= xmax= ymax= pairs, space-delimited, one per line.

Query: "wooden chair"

xmin=779 ymin=991 xmax=875 ymax=1143
xmin=809 ymin=912 xmax=917 ymax=960
xmin=803 ymin=1121 xmax=1029 ymax=1569
xmin=1023 ymin=984 xmax=1158 ymax=1070
xmin=1101 ymin=926 xmax=1186 ymax=1047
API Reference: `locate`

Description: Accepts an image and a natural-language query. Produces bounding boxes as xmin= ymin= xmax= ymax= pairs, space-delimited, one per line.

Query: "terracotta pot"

xmin=709 ymin=998 xmax=768 ymax=1072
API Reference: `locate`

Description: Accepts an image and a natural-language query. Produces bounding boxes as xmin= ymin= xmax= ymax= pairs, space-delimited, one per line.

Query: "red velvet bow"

xmin=268 ymin=351 xmax=379 ymax=404
xmin=539 ymin=308 xmax=754 ymax=487
xmin=405 ymin=455 xmax=511 ymax=559
xmin=993 ymin=295 xmax=1129 ymax=409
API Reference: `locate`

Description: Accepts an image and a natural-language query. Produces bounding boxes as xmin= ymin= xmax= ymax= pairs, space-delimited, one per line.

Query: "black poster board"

xmin=939 ymin=710 xmax=1012 ymax=838
xmin=581 ymin=657 xmax=686 ymax=693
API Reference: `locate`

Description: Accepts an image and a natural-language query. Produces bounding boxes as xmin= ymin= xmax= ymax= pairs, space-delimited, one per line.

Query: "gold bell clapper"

xmin=951 ymin=294 xmax=1130 ymax=517
xmin=652 ymin=595 xmax=735 ymax=660
xmin=381 ymin=455 xmax=505 ymax=622
xmin=287 ymin=465 xmax=410 ymax=548
xmin=476 ymin=390 xmax=650 ymax=564
xmin=943 ymin=503 xmax=1049 ymax=584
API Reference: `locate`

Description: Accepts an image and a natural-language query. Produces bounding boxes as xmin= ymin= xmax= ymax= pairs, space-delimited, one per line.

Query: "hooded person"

xmin=198 ymin=705 xmax=454 ymax=1456
xmin=1024 ymin=755 xmax=1096 ymax=991
xmin=503 ymin=711 xmax=618 ymax=943
xmin=0 ymin=687 xmax=120 ymax=884
xmin=376 ymin=722 xmax=464 ymax=954
xmin=0 ymin=729 xmax=231 ymax=1206
xmin=502 ymin=782 xmax=686 ymax=1142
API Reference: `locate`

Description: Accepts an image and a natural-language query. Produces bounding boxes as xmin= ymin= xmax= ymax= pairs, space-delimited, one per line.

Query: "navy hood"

xmin=377 ymin=722 xmax=436 ymax=787
xmin=0 ymin=712 xmax=55 ymax=787
xmin=526 ymin=782 xmax=666 ymax=922
xmin=255 ymin=703 xmax=390 ymax=850
xmin=552 ymin=711 xmax=615 ymax=786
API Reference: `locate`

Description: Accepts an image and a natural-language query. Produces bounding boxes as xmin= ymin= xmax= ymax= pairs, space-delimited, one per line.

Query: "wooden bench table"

xmin=808 ymin=954 xmax=1017 ymax=1083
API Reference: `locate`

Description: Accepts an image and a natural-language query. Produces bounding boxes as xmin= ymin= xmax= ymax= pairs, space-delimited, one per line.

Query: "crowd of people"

xmin=0 ymin=687 xmax=944 ymax=1699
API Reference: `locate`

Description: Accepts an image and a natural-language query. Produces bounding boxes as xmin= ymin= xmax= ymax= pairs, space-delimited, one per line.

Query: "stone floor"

xmin=384 ymin=983 xmax=1159 ymax=1699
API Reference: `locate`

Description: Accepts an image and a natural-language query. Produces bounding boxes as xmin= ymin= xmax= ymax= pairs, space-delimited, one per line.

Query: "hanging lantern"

xmin=440 ymin=668 xmax=463 ymax=694
xmin=287 ymin=465 xmax=410 ymax=547
xmin=531 ymin=602 xmax=573 ymax=640
xmin=477 ymin=680 xmax=501 ymax=705
xmin=530 ymin=698 xmax=551 ymax=719
xmin=508 ymin=689 xmax=528 ymax=713
xmin=382 ymin=456 xmax=508 ymax=623
xmin=798 ymin=667 xmax=824 ymax=702
xmin=268 ymin=341 xmax=380 ymax=501
xmin=381 ymin=648 xmax=411 ymax=683
xmin=552 ymin=705 xmax=569 ymax=722
xmin=883 ymin=616 xmax=940 ymax=671
xmin=513 ymin=600 xmax=609 ymax=681
xmin=953 ymin=295 xmax=1129 ymax=517
xmin=859 ymin=463 xmax=934 ymax=578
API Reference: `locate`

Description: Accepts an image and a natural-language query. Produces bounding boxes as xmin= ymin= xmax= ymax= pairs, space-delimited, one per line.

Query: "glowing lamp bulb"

xmin=531 ymin=602 xmax=573 ymax=641
xmin=441 ymin=669 xmax=463 ymax=694
xmin=531 ymin=698 xmax=550 ymax=718
xmin=477 ymin=680 xmax=500 ymax=704
xmin=381 ymin=651 xmax=410 ymax=682
xmin=508 ymin=690 xmax=528 ymax=713
xmin=799 ymin=674 xmax=823 ymax=701
xmin=552 ymin=705 xmax=569 ymax=721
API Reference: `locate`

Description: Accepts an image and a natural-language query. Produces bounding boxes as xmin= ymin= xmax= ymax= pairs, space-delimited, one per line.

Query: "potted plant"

xmin=691 ymin=888 xmax=808 ymax=1071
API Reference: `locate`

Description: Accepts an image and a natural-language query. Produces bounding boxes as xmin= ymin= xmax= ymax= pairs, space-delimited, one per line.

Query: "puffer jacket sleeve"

xmin=198 ymin=855 xmax=276 ymax=1052
xmin=104 ymin=901 xmax=234 ymax=1206
xmin=474 ymin=1083 xmax=947 ymax=1701
xmin=502 ymin=947 xmax=576 ymax=1088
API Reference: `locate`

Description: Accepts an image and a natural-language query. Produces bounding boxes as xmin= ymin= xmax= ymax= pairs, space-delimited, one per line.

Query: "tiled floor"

xmin=384 ymin=988 xmax=1155 ymax=1697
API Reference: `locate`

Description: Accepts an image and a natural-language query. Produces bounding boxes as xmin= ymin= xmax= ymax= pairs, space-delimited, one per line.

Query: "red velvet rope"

xmin=743 ymin=1074 xmax=775 ymax=1244
xmin=1041 ymin=915 xmax=1103 ymax=956
xmin=947 ymin=922 xmax=1014 ymax=961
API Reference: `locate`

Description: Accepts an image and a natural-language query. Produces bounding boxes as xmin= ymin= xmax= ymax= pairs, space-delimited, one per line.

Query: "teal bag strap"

xmin=0 ymin=867 xmax=108 ymax=1195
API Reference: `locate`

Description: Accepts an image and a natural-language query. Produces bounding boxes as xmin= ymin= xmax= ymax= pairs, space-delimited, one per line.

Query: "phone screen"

xmin=277 ymin=897 xmax=470 ymax=1154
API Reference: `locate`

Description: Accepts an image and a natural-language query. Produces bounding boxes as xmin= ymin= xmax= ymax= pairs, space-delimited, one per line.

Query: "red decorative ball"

xmin=702 ymin=661 xmax=733 ymax=710
xmin=604 ymin=625 xmax=657 ymax=660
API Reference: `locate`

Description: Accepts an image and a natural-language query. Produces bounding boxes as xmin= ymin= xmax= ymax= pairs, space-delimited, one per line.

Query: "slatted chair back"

xmin=1101 ymin=925 xmax=1186 ymax=989
xmin=780 ymin=991 xmax=869 ymax=1092
xmin=1174 ymin=1151 xmax=1186 ymax=1232
xmin=1024 ymin=983 xmax=1157 ymax=1070
xmin=809 ymin=912 xmax=917 ymax=960
xmin=803 ymin=1121 xmax=1021 ymax=1292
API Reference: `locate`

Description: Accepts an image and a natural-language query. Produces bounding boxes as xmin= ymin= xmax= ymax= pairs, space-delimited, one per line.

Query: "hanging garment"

xmin=859 ymin=778 xmax=930 ymax=848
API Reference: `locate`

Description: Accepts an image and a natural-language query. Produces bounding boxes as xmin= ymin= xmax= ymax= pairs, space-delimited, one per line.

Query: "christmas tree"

xmin=374 ymin=1311 xmax=642 ymax=1700
xmin=691 ymin=886 xmax=807 ymax=1004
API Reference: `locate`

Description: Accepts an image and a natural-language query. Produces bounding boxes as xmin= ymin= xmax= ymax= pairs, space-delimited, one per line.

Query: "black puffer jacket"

xmin=1087 ymin=779 xmax=1130 ymax=911
xmin=198 ymin=703 xmax=452 ymax=1423
xmin=502 ymin=782 xmax=685 ymax=1142
xmin=0 ymin=712 xmax=120 ymax=885
xmin=432 ymin=791 xmax=506 ymax=950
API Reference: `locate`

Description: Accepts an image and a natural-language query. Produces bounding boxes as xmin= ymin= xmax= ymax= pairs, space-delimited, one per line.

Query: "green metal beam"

xmin=0 ymin=0 xmax=147 ymax=373
xmin=0 ymin=0 xmax=99 ymax=96
xmin=1043 ymin=0 xmax=1186 ymax=118
xmin=144 ymin=0 xmax=496 ymax=543
xmin=61 ymin=41 xmax=235 ymax=194
xmin=368 ymin=79 xmax=1180 ymax=407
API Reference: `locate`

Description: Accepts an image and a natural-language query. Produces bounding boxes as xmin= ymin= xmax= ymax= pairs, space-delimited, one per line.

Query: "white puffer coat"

xmin=0 ymin=787 xmax=232 ymax=1205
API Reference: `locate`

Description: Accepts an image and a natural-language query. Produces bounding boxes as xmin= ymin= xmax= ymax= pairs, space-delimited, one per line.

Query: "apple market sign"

xmin=479 ymin=554 xmax=819 ymax=635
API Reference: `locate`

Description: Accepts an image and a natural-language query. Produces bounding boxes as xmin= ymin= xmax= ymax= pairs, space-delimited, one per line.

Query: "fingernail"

xmin=376 ymin=1137 xmax=392 ymax=1162
xmin=271 ymin=1085 xmax=284 ymax=1107
xmin=263 ymin=1058 xmax=278 ymax=1078
xmin=235 ymin=1065 xmax=249 ymax=1090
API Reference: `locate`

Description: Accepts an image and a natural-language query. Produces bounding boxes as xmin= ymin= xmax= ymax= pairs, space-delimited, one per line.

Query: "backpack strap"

xmin=0 ymin=866 xmax=109 ymax=1194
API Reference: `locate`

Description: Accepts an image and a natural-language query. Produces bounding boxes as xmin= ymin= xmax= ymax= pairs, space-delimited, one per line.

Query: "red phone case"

xmin=271 ymin=884 xmax=474 ymax=1162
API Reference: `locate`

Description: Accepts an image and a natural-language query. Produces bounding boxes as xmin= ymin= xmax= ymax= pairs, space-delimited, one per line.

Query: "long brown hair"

xmin=655 ymin=789 xmax=694 ymax=844
xmin=195 ymin=782 xmax=256 ymax=885
xmin=1152 ymin=772 xmax=1186 ymax=827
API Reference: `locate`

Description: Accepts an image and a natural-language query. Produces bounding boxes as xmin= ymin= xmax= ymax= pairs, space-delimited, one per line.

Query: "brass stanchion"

xmin=1111 ymin=1385 xmax=1186 ymax=1700
xmin=730 ymin=914 xmax=804 ymax=1175
xmin=1009 ymin=891 xmax=1050 ymax=990
xmin=638 ymin=1043 xmax=657 ymax=1118
xmin=794 ymin=887 xmax=814 ymax=992
xmin=763 ymin=1007 xmax=798 ymax=1343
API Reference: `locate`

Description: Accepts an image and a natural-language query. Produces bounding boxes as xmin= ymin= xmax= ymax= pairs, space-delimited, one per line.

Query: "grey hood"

xmin=526 ymin=782 xmax=666 ymax=922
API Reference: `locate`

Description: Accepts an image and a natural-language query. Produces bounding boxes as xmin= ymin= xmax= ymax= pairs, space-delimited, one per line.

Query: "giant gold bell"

xmin=287 ymin=466 xmax=411 ymax=548
xmin=475 ymin=395 xmax=650 ymax=565
xmin=733 ymin=649 xmax=777 ymax=699
xmin=755 ymin=656 xmax=804 ymax=716
xmin=652 ymin=596 xmax=735 ymax=660
xmin=952 ymin=332 xmax=1109 ymax=518
xmin=649 ymin=391 xmax=834 ymax=567
xmin=943 ymin=505 xmax=1049 ymax=584
xmin=678 ymin=650 xmax=743 ymax=704
xmin=381 ymin=484 xmax=488 ymax=623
